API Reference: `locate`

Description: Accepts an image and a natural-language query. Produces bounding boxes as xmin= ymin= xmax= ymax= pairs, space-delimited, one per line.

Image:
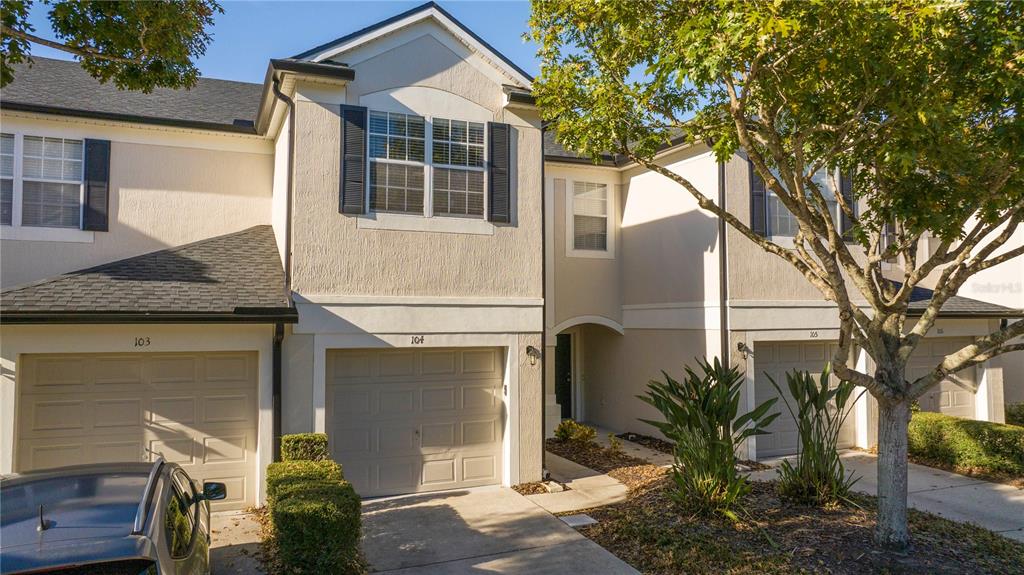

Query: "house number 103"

xmin=134 ymin=337 xmax=151 ymax=347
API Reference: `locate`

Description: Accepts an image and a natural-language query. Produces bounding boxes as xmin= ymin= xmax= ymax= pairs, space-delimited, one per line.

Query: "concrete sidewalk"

xmin=750 ymin=452 xmax=1024 ymax=542
xmin=526 ymin=453 xmax=628 ymax=513
xmin=361 ymin=486 xmax=639 ymax=574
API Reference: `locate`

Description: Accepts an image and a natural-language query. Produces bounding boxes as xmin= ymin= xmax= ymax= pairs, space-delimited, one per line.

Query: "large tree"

xmin=1 ymin=0 xmax=221 ymax=91
xmin=530 ymin=0 xmax=1023 ymax=547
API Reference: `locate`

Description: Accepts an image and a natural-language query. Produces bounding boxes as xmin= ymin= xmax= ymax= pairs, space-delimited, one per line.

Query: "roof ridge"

xmin=0 ymin=226 xmax=272 ymax=295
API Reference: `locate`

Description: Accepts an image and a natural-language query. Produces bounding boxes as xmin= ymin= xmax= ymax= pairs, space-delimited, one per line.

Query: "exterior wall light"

xmin=526 ymin=345 xmax=542 ymax=366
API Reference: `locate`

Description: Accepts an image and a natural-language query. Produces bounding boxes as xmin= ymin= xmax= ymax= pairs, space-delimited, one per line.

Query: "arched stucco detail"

xmin=550 ymin=315 xmax=625 ymax=338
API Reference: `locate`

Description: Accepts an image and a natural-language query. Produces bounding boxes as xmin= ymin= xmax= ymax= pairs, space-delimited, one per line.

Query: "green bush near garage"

xmin=1005 ymin=402 xmax=1024 ymax=428
xmin=266 ymin=435 xmax=362 ymax=573
xmin=271 ymin=479 xmax=363 ymax=574
xmin=266 ymin=459 xmax=344 ymax=503
xmin=281 ymin=432 xmax=331 ymax=462
xmin=908 ymin=412 xmax=1024 ymax=478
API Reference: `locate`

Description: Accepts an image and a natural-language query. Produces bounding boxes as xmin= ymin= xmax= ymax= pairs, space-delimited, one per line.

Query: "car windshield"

xmin=1 ymin=473 xmax=150 ymax=547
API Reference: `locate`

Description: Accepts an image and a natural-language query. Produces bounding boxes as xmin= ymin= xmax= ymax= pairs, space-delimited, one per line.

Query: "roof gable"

xmin=292 ymin=1 xmax=532 ymax=89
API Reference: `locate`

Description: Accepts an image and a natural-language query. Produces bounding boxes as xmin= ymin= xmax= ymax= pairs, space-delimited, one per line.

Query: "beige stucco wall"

xmin=288 ymin=32 xmax=542 ymax=298
xmin=0 ymin=116 xmax=273 ymax=288
xmin=518 ymin=332 xmax=543 ymax=482
xmin=580 ymin=326 xmax=711 ymax=434
xmin=724 ymin=154 xmax=824 ymax=301
xmin=619 ymin=145 xmax=722 ymax=307
xmin=548 ymin=166 xmax=622 ymax=328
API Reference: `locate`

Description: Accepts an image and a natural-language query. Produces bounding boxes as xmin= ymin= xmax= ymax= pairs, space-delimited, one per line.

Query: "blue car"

xmin=1 ymin=459 xmax=226 ymax=575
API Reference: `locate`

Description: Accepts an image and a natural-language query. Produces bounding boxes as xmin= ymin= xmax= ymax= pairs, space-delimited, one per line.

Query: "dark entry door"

xmin=555 ymin=333 xmax=573 ymax=419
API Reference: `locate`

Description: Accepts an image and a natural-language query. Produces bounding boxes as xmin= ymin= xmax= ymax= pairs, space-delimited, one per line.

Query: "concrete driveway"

xmin=751 ymin=452 xmax=1024 ymax=542
xmin=361 ymin=487 xmax=639 ymax=574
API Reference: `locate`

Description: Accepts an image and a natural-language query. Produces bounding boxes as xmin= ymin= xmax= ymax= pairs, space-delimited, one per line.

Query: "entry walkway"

xmin=750 ymin=452 xmax=1024 ymax=542
xmin=361 ymin=486 xmax=639 ymax=574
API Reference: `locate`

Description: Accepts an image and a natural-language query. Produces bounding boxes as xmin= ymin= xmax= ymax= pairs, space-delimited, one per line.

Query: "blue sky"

xmin=25 ymin=1 xmax=540 ymax=84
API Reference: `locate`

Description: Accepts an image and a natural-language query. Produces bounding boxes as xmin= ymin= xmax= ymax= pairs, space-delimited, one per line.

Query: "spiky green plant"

xmin=639 ymin=357 xmax=778 ymax=520
xmin=769 ymin=364 xmax=862 ymax=507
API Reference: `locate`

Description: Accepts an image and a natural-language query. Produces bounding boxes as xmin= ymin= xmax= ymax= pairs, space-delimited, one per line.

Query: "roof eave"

xmin=0 ymin=309 xmax=299 ymax=325
xmin=0 ymin=102 xmax=258 ymax=135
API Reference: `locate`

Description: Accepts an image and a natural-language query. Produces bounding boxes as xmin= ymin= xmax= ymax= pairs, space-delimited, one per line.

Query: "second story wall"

xmin=0 ymin=114 xmax=273 ymax=288
xmin=288 ymin=23 xmax=542 ymax=299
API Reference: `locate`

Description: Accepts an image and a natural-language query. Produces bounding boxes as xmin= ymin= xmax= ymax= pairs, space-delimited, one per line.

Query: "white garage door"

xmin=327 ymin=347 xmax=504 ymax=497
xmin=908 ymin=338 xmax=976 ymax=419
xmin=16 ymin=352 xmax=258 ymax=511
xmin=754 ymin=341 xmax=857 ymax=458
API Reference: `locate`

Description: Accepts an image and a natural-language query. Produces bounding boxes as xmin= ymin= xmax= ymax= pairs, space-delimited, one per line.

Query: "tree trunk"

xmin=875 ymin=398 xmax=912 ymax=548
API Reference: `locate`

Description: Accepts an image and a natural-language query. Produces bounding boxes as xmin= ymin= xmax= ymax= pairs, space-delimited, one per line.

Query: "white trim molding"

xmin=357 ymin=212 xmax=495 ymax=235
xmin=0 ymin=225 xmax=94 ymax=243
xmin=293 ymin=297 xmax=543 ymax=335
xmin=549 ymin=315 xmax=624 ymax=338
xmin=623 ymin=301 xmax=722 ymax=331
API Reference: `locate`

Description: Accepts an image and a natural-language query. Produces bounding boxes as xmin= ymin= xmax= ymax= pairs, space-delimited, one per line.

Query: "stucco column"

xmin=853 ymin=348 xmax=872 ymax=448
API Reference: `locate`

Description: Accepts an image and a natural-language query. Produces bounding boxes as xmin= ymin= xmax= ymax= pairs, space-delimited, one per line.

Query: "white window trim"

xmin=0 ymin=131 xmax=94 ymax=243
xmin=766 ymin=167 xmax=844 ymax=244
xmin=565 ymin=178 xmax=616 ymax=259
xmin=363 ymin=110 xmax=490 ymax=225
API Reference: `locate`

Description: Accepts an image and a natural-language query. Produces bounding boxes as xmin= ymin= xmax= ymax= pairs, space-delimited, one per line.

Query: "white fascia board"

xmin=307 ymin=7 xmax=532 ymax=89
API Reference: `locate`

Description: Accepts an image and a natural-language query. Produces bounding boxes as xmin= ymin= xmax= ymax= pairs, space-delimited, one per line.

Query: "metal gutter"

xmin=271 ymin=76 xmax=297 ymax=293
xmin=269 ymin=59 xmax=355 ymax=81
xmin=0 ymin=102 xmax=258 ymax=135
xmin=718 ymin=159 xmax=730 ymax=368
xmin=272 ymin=322 xmax=285 ymax=461
xmin=0 ymin=309 xmax=299 ymax=324
xmin=540 ymin=123 xmax=547 ymax=476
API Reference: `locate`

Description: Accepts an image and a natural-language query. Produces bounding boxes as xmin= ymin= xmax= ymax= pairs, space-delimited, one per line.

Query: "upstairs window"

xmin=432 ymin=118 xmax=486 ymax=218
xmin=1 ymin=133 xmax=13 ymax=226
xmin=572 ymin=181 xmax=609 ymax=251
xmin=21 ymin=136 xmax=83 ymax=228
xmin=369 ymin=111 xmax=425 ymax=215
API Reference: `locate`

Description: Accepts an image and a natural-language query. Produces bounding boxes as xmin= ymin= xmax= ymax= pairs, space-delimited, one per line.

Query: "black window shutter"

xmin=339 ymin=105 xmax=367 ymax=214
xmin=749 ymin=160 xmax=767 ymax=236
xmin=487 ymin=122 xmax=511 ymax=223
xmin=82 ymin=139 xmax=110 ymax=231
xmin=839 ymin=170 xmax=855 ymax=241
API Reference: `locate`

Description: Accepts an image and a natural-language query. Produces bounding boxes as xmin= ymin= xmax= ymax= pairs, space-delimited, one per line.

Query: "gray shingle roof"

xmin=906 ymin=285 xmax=1021 ymax=317
xmin=1 ymin=226 xmax=295 ymax=323
xmin=0 ymin=57 xmax=262 ymax=133
xmin=543 ymin=129 xmax=620 ymax=166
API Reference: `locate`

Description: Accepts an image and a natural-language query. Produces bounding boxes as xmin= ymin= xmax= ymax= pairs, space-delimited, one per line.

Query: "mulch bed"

xmin=617 ymin=431 xmax=771 ymax=471
xmin=578 ymin=478 xmax=1024 ymax=574
xmin=546 ymin=438 xmax=667 ymax=492
xmin=512 ymin=482 xmax=550 ymax=495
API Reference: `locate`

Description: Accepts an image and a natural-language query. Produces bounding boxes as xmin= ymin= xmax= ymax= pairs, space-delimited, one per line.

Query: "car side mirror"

xmin=201 ymin=482 xmax=227 ymax=502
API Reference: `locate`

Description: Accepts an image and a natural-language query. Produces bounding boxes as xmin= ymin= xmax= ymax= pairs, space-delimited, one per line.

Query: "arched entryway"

xmin=545 ymin=316 xmax=624 ymax=436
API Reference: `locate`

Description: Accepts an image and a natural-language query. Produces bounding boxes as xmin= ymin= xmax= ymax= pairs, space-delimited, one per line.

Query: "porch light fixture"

xmin=526 ymin=345 xmax=542 ymax=366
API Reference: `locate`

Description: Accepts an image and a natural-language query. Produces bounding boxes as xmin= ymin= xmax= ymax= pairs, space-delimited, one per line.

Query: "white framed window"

xmin=767 ymin=168 xmax=841 ymax=240
xmin=432 ymin=117 xmax=486 ymax=218
xmin=1 ymin=133 xmax=13 ymax=226
xmin=566 ymin=179 xmax=615 ymax=259
xmin=0 ymin=132 xmax=90 ymax=240
xmin=365 ymin=110 xmax=489 ymax=221
xmin=369 ymin=111 xmax=426 ymax=215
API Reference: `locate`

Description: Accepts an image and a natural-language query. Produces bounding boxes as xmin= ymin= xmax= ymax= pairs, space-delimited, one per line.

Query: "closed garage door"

xmin=754 ymin=341 xmax=857 ymax=458
xmin=16 ymin=352 xmax=258 ymax=511
xmin=327 ymin=347 xmax=504 ymax=497
xmin=908 ymin=338 xmax=976 ymax=419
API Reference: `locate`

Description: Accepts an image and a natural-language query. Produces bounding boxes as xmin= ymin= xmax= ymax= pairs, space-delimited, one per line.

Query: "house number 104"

xmin=410 ymin=336 xmax=425 ymax=345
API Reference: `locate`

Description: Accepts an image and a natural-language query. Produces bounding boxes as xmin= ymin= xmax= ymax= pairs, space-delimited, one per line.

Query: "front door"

xmin=555 ymin=333 xmax=573 ymax=419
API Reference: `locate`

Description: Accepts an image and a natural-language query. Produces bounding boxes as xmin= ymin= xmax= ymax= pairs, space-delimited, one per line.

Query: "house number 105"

xmin=410 ymin=336 xmax=425 ymax=345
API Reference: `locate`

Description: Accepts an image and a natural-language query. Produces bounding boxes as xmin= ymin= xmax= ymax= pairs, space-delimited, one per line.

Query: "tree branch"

xmin=1 ymin=24 xmax=139 ymax=65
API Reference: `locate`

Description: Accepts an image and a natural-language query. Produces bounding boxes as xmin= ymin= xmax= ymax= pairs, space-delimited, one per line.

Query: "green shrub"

xmin=770 ymin=364 xmax=861 ymax=506
xmin=1006 ymin=402 xmax=1024 ymax=428
xmin=281 ymin=433 xmax=330 ymax=462
xmin=272 ymin=480 xmax=362 ymax=574
xmin=908 ymin=412 xmax=1024 ymax=477
xmin=266 ymin=460 xmax=343 ymax=503
xmin=639 ymin=357 xmax=779 ymax=520
xmin=554 ymin=419 xmax=597 ymax=444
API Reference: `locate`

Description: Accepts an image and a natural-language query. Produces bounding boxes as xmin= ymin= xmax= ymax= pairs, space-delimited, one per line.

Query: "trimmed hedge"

xmin=266 ymin=460 xmax=343 ymax=503
xmin=272 ymin=479 xmax=362 ymax=574
xmin=281 ymin=433 xmax=330 ymax=462
xmin=1006 ymin=403 xmax=1024 ymax=428
xmin=554 ymin=419 xmax=597 ymax=444
xmin=908 ymin=412 xmax=1024 ymax=477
